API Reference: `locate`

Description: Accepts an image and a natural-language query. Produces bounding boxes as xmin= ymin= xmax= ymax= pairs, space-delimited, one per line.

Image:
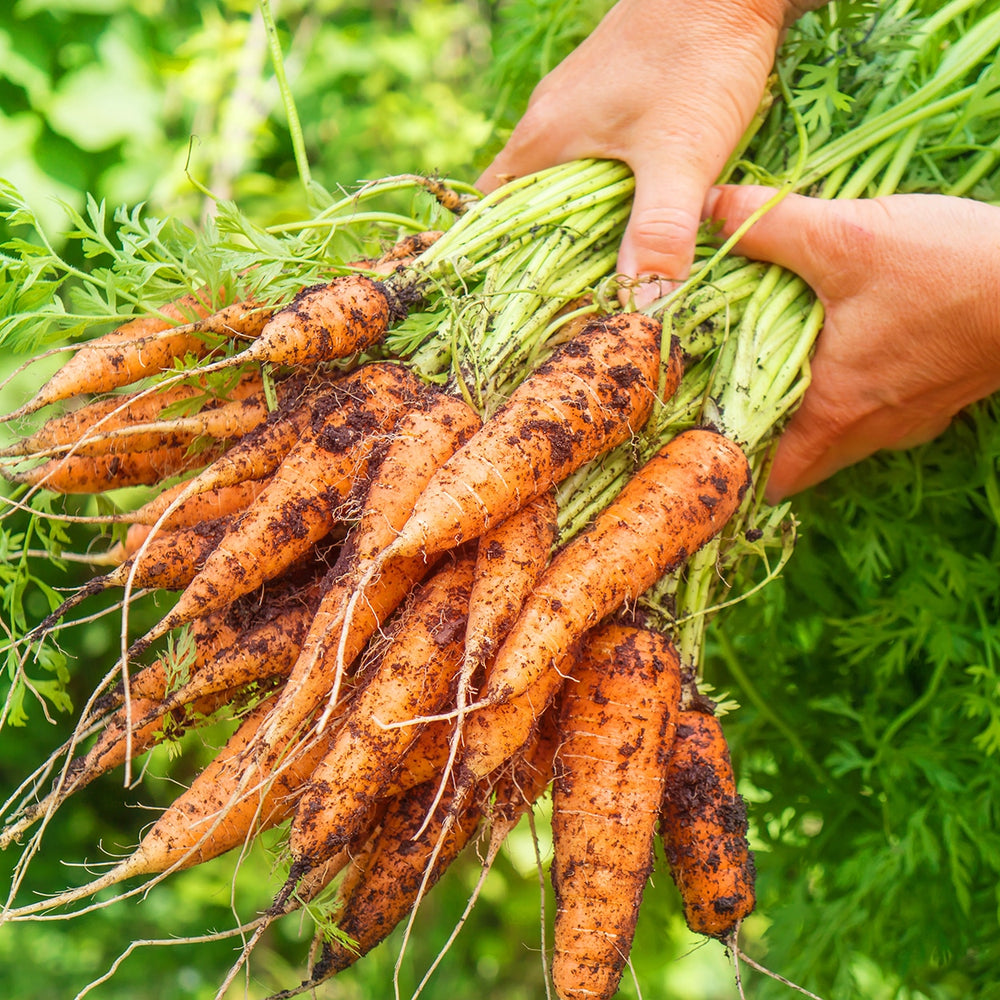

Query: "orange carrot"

xmin=456 ymin=647 xmax=573 ymax=790
xmin=3 ymin=440 xmax=228 ymax=493
xmin=0 ymin=375 xmax=262 ymax=459
xmin=97 ymin=605 xmax=243 ymax=712
xmin=487 ymin=695 xmax=562 ymax=839
xmin=286 ymin=550 xmax=475 ymax=869
xmin=32 ymin=517 xmax=231 ymax=637
xmin=424 ymin=491 xmax=558 ymax=816
xmin=481 ymin=428 xmax=751 ymax=707
xmin=373 ymin=313 xmax=678 ymax=565
xmin=149 ymin=582 xmax=320 ymax=719
xmin=235 ymin=274 xmax=400 ymax=369
xmin=4 ymin=687 xmax=355 ymax=918
xmin=138 ymin=363 xmax=427 ymax=642
xmin=660 ymin=709 xmax=756 ymax=940
xmin=463 ymin=491 xmax=558 ymax=682
xmin=16 ymin=389 xmax=273 ymax=460
xmin=373 ymin=230 xmax=442 ymax=267
xmin=121 ymin=478 xmax=271 ymax=529
xmin=1 ymin=293 xmax=219 ymax=421
xmin=551 ymin=623 xmax=682 ymax=1000
xmin=279 ymin=776 xmax=486 ymax=994
xmin=254 ymin=387 xmax=481 ymax=750
xmin=251 ymin=551 xmax=433 ymax=759
xmin=128 ymin=394 xmax=317 ymax=525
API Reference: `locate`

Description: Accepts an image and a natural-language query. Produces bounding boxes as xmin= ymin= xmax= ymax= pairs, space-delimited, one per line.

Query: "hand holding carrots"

xmin=476 ymin=0 xmax=819 ymax=301
xmin=705 ymin=185 xmax=1000 ymax=500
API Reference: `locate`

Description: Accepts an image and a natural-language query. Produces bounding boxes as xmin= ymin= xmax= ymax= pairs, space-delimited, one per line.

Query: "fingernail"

xmin=631 ymin=281 xmax=662 ymax=309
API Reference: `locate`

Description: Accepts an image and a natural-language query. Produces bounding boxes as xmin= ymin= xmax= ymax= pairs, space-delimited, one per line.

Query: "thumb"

xmin=703 ymin=184 xmax=833 ymax=289
xmin=617 ymin=160 xmax=706 ymax=307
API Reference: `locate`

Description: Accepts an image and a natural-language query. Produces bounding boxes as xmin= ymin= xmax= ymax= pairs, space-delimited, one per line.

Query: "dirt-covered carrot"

xmin=482 ymin=428 xmax=751 ymax=707
xmin=233 ymin=273 xmax=403 ymax=369
xmin=136 ymin=363 xmax=427 ymax=643
xmin=660 ymin=709 xmax=756 ymax=940
xmin=457 ymin=647 xmax=573 ymax=790
xmin=248 ymin=388 xmax=481 ymax=750
xmin=128 ymin=393 xmax=318 ymax=525
xmin=32 ymin=518 xmax=231 ymax=637
xmin=2 ymin=439 xmax=228 ymax=493
xmin=423 ymin=490 xmax=558 ymax=814
xmin=0 ymin=373 xmax=270 ymax=457
xmin=120 ymin=478 xmax=271 ymax=529
xmin=0 ymin=687 xmax=242 ymax=854
xmin=147 ymin=583 xmax=320 ymax=720
xmin=372 ymin=229 xmax=443 ymax=267
xmin=271 ymin=776 xmax=486 ymax=997
xmin=13 ymin=390 xmax=271 ymax=461
xmin=286 ymin=550 xmax=475 ymax=870
xmin=1 ymin=293 xmax=218 ymax=421
xmin=372 ymin=313 xmax=678 ymax=565
xmin=551 ymin=624 xmax=682 ymax=1000
xmin=3 ymin=688 xmax=355 ymax=919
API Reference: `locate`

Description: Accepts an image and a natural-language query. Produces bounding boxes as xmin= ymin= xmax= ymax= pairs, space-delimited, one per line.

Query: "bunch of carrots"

xmin=0 ymin=254 xmax=757 ymax=999
xmin=1 ymin=1 xmax=998 ymax=996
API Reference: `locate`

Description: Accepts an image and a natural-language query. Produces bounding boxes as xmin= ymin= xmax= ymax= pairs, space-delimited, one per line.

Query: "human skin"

xmin=477 ymin=0 xmax=999 ymax=497
xmin=705 ymin=186 xmax=1000 ymax=501
xmin=476 ymin=0 xmax=823 ymax=303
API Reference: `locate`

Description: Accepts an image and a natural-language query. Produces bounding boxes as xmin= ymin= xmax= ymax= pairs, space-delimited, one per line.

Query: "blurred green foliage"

xmin=2 ymin=2 xmax=1000 ymax=1000
xmin=0 ymin=0 xmax=495 ymax=247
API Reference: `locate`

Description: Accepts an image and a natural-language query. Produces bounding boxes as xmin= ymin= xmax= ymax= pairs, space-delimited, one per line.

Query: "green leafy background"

xmin=1 ymin=1 xmax=999 ymax=998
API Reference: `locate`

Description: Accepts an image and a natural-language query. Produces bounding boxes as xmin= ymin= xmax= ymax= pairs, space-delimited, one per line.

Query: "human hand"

xmin=477 ymin=0 xmax=817 ymax=304
xmin=704 ymin=185 xmax=1000 ymax=501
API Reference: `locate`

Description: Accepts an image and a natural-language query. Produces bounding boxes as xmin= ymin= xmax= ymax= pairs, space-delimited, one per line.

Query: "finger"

xmin=764 ymin=392 xmax=837 ymax=504
xmin=703 ymin=184 xmax=837 ymax=290
xmin=766 ymin=399 xmax=956 ymax=502
xmin=617 ymin=159 xmax=706 ymax=306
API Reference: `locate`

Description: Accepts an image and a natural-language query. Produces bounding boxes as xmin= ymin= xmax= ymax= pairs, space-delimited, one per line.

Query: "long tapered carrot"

xmin=286 ymin=551 xmax=475 ymax=871
xmin=12 ymin=392 xmax=271 ymax=461
xmin=0 ymin=607 xmax=241 ymax=850
xmin=136 ymin=363 xmax=427 ymax=645
xmin=147 ymin=583 xmax=320 ymax=720
xmin=31 ymin=517 xmax=231 ymax=637
xmin=481 ymin=427 xmax=751 ymax=707
xmin=272 ymin=777 xmax=486 ymax=998
xmin=0 ymin=370 xmax=269 ymax=460
xmin=660 ymin=709 xmax=756 ymax=940
xmin=551 ymin=624 xmax=682 ymax=1000
xmin=1 ymin=293 xmax=219 ymax=422
xmin=120 ymin=478 xmax=271 ymax=529
xmin=3 ymin=440 xmax=229 ymax=493
xmin=371 ymin=313 xmax=678 ymax=567
xmin=253 ymin=389 xmax=481 ymax=754
xmin=3 ymin=687 xmax=355 ymax=919
xmin=419 ymin=491 xmax=558 ymax=822
xmin=128 ymin=391 xmax=320 ymax=526
xmin=398 ymin=702 xmax=564 ymax=1000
